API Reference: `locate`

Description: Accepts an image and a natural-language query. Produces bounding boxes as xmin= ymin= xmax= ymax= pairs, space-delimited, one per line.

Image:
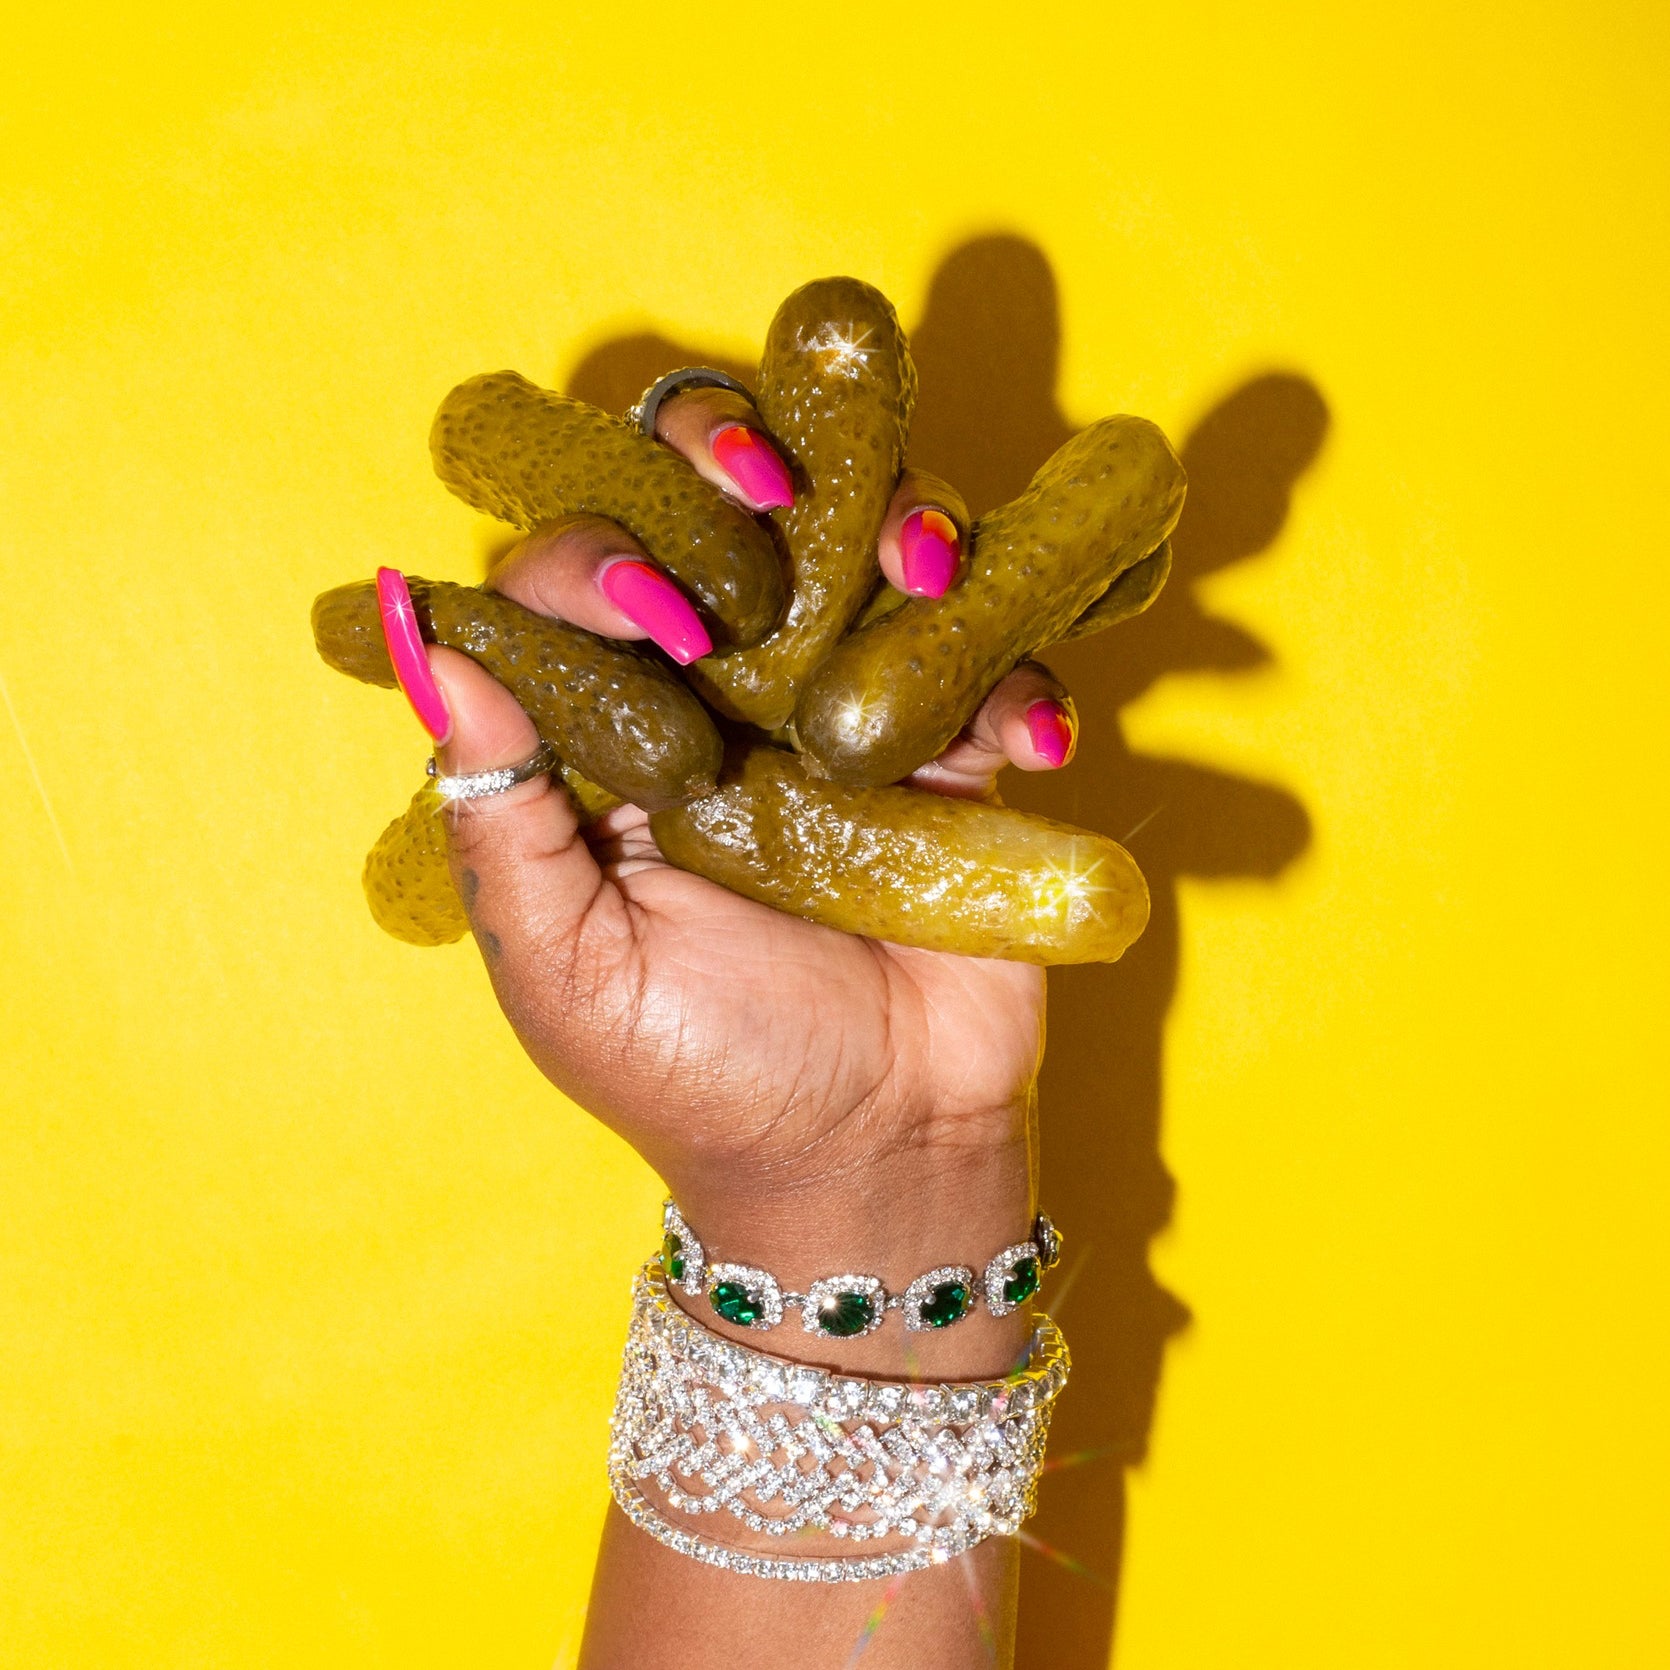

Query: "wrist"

xmin=662 ymin=1129 xmax=1037 ymax=1380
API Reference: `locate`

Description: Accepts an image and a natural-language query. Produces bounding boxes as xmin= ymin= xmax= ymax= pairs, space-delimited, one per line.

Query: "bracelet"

xmin=660 ymin=1198 xmax=1064 ymax=1339
xmin=607 ymin=1255 xmax=1070 ymax=1582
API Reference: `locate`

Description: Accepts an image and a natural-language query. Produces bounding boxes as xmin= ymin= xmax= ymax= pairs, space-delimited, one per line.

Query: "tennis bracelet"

xmin=660 ymin=1198 xmax=1064 ymax=1339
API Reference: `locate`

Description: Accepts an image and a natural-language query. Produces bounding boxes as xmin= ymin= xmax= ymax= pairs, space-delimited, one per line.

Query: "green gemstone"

xmin=1003 ymin=1257 xmax=1040 ymax=1306
xmin=662 ymin=1231 xmax=685 ymax=1282
xmin=817 ymin=1292 xmax=876 ymax=1338
xmin=710 ymin=1281 xmax=763 ymax=1327
xmin=920 ymin=1281 xmax=971 ymax=1329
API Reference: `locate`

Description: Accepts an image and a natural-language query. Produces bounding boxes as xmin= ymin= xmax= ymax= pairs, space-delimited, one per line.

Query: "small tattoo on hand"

xmin=458 ymin=869 xmax=500 ymax=960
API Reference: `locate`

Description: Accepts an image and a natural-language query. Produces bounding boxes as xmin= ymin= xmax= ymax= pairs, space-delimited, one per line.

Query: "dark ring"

xmin=629 ymin=367 xmax=753 ymax=436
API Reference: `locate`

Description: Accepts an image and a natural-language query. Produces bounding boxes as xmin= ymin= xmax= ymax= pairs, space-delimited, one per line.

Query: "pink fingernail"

xmin=598 ymin=560 xmax=714 ymax=665
xmin=710 ymin=425 xmax=795 ymax=510
xmin=1026 ymin=699 xmax=1076 ymax=769
xmin=899 ymin=508 xmax=961 ymax=597
xmin=376 ymin=567 xmax=450 ymax=742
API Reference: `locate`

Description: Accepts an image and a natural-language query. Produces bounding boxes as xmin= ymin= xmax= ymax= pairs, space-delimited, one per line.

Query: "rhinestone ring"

xmin=425 ymin=740 xmax=558 ymax=802
xmin=628 ymin=366 xmax=753 ymax=436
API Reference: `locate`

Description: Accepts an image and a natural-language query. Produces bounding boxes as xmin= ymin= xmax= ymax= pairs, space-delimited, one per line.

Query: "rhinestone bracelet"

xmin=660 ymin=1199 xmax=1064 ymax=1340
xmin=607 ymin=1255 xmax=1070 ymax=1582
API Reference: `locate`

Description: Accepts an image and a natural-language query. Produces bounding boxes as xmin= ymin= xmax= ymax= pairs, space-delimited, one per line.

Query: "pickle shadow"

xmin=565 ymin=235 xmax=1322 ymax=1670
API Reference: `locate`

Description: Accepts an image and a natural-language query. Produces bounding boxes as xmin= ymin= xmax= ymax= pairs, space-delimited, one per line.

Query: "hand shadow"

xmin=561 ymin=235 xmax=1322 ymax=1669
xmin=911 ymin=239 xmax=1321 ymax=1670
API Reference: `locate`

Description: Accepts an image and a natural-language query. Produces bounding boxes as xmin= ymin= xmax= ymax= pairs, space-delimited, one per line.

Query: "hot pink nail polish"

xmin=710 ymin=425 xmax=795 ymax=511
xmin=1026 ymin=699 xmax=1076 ymax=769
xmin=899 ymin=508 xmax=961 ymax=597
xmin=376 ymin=567 xmax=451 ymax=742
xmin=598 ymin=560 xmax=714 ymax=665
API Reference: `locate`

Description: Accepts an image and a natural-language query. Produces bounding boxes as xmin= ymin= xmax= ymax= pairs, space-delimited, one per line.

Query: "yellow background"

xmin=4 ymin=3 xmax=1667 ymax=1665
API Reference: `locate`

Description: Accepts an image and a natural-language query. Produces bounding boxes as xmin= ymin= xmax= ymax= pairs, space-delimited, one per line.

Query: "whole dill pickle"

xmin=1059 ymin=539 xmax=1172 ymax=641
xmin=794 ymin=417 xmax=1186 ymax=786
xmin=311 ymin=576 xmax=720 ymax=810
xmin=689 ymin=278 xmax=915 ymax=727
xmin=363 ymin=766 xmax=619 ymax=948
xmin=649 ymin=745 xmax=1150 ymax=965
xmin=430 ymin=372 xmax=784 ymax=647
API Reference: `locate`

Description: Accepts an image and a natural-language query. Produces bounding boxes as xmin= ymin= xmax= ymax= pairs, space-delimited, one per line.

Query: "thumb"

xmin=425 ymin=643 xmax=612 ymax=980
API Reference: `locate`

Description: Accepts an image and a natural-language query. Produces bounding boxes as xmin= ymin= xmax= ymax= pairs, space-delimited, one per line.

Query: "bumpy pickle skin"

xmin=687 ymin=278 xmax=915 ymax=728
xmin=430 ymin=372 xmax=784 ymax=647
xmin=364 ymin=782 xmax=470 ymax=946
xmin=649 ymin=745 xmax=1150 ymax=965
xmin=794 ymin=417 xmax=1187 ymax=786
xmin=1059 ymin=539 xmax=1173 ymax=641
xmin=311 ymin=576 xmax=720 ymax=810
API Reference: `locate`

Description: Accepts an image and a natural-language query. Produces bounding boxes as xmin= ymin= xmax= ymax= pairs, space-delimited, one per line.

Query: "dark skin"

xmin=419 ymin=388 xmax=1080 ymax=1668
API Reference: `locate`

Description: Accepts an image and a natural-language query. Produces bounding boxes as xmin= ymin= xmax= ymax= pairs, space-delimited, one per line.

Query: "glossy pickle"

xmin=794 ymin=416 xmax=1186 ymax=786
xmin=430 ymin=371 xmax=785 ymax=647
xmin=311 ymin=576 xmax=720 ymax=810
xmin=689 ymin=278 xmax=915 ymax=728
xmin=326 ymin=278 xmax=1183 ymax=965
xmin=650 ymin=745 xmax=1151 ymax=965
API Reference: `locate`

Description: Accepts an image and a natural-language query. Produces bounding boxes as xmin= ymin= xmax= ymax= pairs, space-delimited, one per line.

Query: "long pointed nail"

xmin=598 ymin=560 xmax=714 ymax=664
xmin=376 ymin=567 xmax=451 ymax=742
xmin=710 ymin=425 xmax=795 ymax=510
xmin=899 ymin=508 xmax=961 ymax=597
xmin=1026 ymin=699 xmax=1077 ymax=769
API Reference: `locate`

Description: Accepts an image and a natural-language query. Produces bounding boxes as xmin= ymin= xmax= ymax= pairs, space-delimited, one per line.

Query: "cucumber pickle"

xmin=323 ymin=276 xmax=1185 ymax=965
xmin=364 ymin=781 xmax=469 ymax=947
xmin=431 ymin=372 xmax=784 ymax=648
xmin=794 ymin=417 xmax=1186 ymax=786
xmin=312 ymin=576 xmax=720 ymax=811
xmin=689 ymin=278 xmax=914 ymax=728
xmin=650 ymin=745 xmax=1150 ymax=965
xmin=1060 ymin=539 xmax=1173 ymax=641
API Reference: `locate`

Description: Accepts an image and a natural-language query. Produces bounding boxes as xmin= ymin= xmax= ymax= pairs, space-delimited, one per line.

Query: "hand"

xmin=401 ymin=385 xmax=1082 ymax=1377
xmin=402 ymin=381 xmax=1073 ymax=1665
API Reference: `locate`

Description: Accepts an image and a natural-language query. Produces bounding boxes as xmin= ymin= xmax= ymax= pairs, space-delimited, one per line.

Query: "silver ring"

xmin=628 ymin=366 xmax=753 ymax=435
xmin=426 ymin=740 xmax=558 ymax=802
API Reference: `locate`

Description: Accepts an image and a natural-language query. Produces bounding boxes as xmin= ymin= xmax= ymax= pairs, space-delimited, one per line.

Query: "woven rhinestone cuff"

xmin=607 ymin=1257 xmax=1070 ymax=1582
xmin=660 ymin=1198 xmax=1064 ymax=1341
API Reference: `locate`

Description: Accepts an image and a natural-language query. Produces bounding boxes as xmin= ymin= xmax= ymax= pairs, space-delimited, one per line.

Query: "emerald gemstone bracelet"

xmin=659 ymin=1199 xmax=1064 ymax=1340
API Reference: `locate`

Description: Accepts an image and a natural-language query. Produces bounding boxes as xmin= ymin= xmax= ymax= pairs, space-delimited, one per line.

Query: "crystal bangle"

xmin=659 ymin=1198 xmax=1064 ymax=1340
xmin=606 ymin=1256 xmax=1071 ymax=1582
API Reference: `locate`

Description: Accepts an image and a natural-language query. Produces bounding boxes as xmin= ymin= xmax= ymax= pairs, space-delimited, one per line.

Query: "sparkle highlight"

xmin=844 ymin=1572 xmax=910 ymax=1666
xmin=798 ymin=320 xmax=878 ymax=378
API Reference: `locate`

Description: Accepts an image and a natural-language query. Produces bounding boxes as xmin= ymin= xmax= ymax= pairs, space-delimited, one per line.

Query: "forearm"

xmin=579 ymin=1136 xmax=1038 ymax=1670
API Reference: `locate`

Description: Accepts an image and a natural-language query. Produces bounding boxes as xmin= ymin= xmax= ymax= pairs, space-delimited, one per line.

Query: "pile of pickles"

xmin=311 ymin=279 xmax=1186 ymax=965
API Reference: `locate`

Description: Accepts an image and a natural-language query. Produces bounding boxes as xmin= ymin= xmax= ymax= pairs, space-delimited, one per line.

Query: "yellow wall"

xmin=3 ymin=4 xmax=1666 ymax=1664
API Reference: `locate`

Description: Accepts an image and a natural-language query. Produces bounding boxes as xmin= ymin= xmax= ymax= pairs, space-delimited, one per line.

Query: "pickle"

xmin=430 ymin=372 xmax=784 ymax=647
xmin=689 ymin=278 xmax=915 ymax=727
xmin=555 ymin=762 xmax=623 ymax=822
xmin=794 ymin=417 xmax=1186 ymax=786
xmin=364 ymin=781 xmax=469 ymax=946
xmin=1059 ymin=539 xmax=1172 ymax=641
xmin=311 ymin=577 xmax=720 ymax=810
xmin=649 ymin=745 xmax=1150 ymax=965
xmin=362 ymin=766 xmax=618 ymax=947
